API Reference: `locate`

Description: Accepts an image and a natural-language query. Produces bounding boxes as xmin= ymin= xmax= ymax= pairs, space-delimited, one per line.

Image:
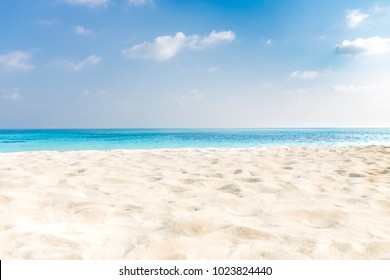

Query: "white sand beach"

xmin=0 ymin=146 xmax=390 ymax=259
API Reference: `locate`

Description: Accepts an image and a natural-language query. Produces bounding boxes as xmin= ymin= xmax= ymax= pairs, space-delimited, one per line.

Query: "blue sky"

xmin=1 ymin=0 xmax=390 ymax=128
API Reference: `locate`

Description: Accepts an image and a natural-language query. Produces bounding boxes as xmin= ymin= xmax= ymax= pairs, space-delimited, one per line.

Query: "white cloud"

xmin=193 ymin=30 xmax=235 ymax=49
xmin=335 ymin=36 xmax=390 ymax=56
xmin=346 ymin=9 xmax=369 ymax=28
xmin=332 ymin=84 xmax=382 ymax=93
xmin=1 ymin=88 xmax=21 ymax=101
xmin=128 ymin=0 xmax=153 ymax=6
xmin=284 ymin=89 xmax=305 ymax=95
xmin=266 ymin=39 xmax=273 ymax=45
xmin=122 ymin=30 xmax=236 ymax=60
xmin=290 ymin=70 xmax=319 ymax=79
xmin=207 ymin=67 xmax=219 ymax=73
xmin=74 ymin=25 xmax=94 ymax=36
xmin=51 ymin=55 xmax=101 ymax=71
xmin=63 ymin=0 xmax=109 ymax=7
xmin=82 ymin=89 xmax=106 ymax=96
xmin=0 ymin=51 xmax=35 ymax=73
xmin=124 ymin=32 xmax=186 ymax=60
xmin=332 ymin=85 xmax=362 ymax=92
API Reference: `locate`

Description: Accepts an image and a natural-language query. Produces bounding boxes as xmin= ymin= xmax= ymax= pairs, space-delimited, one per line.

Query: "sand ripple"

xmin=1 ymin=146 xmax=390 ymax=259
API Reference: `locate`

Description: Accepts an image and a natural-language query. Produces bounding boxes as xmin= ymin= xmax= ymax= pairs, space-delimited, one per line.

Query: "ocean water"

xmin=0 ymin=129 xmax=390 ymax=152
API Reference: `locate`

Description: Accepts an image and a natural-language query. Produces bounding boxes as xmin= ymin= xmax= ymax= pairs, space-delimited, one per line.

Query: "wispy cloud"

xmin=74 ymin=25 xmax=94 ymax=36
xmin=0 ymin=51 xmax=35 ymax=73
xmin=36 ymin=18 xmax=60 ymax=26
xmin=63 ymin=0 xmax=109 ymax=7
xmin=265 ymin=39 xmax=273 ymax=45
xmin=207 ymin=67 xmax=219 ymax=73
xmin=127 ymin=0 xmax=154 ymax=6
xmin=50 ymin=55 xmax=101 ymax=71
xmin=290 ymin=70 xmax=319 ymax=79
xmin=372 ymin=4 xmax=390 ymax=13
xmin=284 ymin=88 xmax=305 ymax=95
xmin=170 ymin=89 xmax=205 ymax=107
xmin=332 ymin=84 xmax=383 ymax=93
xmin=346 ymin=9 xmax=369 ymax=28
xmin=82 ymin=89 xmax=106 ymax=96
xmin=1 ymin=88 xmax=22 ymax=101
xmin=191 ymin=31 xmax=236 ymax=49
xmin=122 ymin=30 xmax=235 ymax=60
xmin=335 ymin=36 xmax=390 ymax=56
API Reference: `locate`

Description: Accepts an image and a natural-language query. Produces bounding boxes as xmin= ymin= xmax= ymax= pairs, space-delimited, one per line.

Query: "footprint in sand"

xmin=249 ymin=171 xmax=262 ymax=176
xmin=168 ymin=186 xmax=187 ymax=193
xmin=228 ymin=226 xmax=271 ymax=240
xmin=207 ymin=173 xmax=225 ymax=178
xmin=348 ymin=173 xmax=365 ymax=178
xmin=118 ymin=204 xmax=142 ymax=212
xmin=219 ymin=184 xmax=241 ymax=195
xmin=179 ymin=178 xmax=198 ymax=184
xmin=236 ymin=177 xmax=262 ymax=183
xmin=335 ymin=170 xmax=346 ymax=176
xmin=142 ymin=176 xmax=162 ymax=183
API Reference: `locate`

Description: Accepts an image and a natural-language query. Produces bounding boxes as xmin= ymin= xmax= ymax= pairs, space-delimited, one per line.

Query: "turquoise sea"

xmin=0 ymin=129 xmax=390 ymax=152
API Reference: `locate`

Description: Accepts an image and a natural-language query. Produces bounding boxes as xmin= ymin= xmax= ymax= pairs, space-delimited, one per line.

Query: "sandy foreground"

xmin=0 ymin=146 xmax=390 ymax=260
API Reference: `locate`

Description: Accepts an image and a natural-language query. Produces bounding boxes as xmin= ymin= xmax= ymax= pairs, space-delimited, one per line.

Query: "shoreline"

xmin=1 ymin=146 xmax=390 ymax=259
xmin=1 ymin=144 xmax=389 ymax=154
xmin=1 ymin=128 xmax=390 ymax=154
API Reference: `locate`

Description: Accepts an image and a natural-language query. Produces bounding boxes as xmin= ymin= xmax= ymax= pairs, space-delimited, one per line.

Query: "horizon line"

xmin=1 ymin=127 xmax=390 ymax=130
